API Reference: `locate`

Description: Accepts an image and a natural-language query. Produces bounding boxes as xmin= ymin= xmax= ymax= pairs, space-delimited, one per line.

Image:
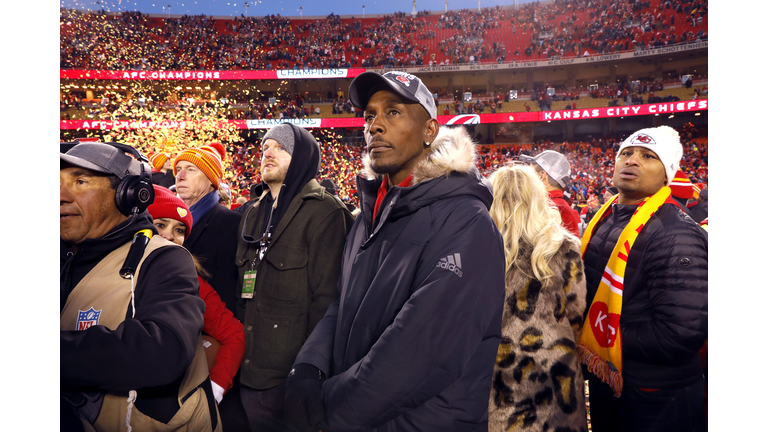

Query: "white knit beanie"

xmin=617 ymin=125 xmax=683 ymax=184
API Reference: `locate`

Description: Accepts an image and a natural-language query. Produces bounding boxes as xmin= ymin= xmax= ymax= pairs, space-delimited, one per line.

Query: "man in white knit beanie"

xmin=579 ymin=125 xmax=707 ymax=432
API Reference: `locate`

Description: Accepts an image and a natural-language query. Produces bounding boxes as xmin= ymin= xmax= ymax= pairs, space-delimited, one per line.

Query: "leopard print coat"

xmin=489 ymin=236 xmax=588 ymax=432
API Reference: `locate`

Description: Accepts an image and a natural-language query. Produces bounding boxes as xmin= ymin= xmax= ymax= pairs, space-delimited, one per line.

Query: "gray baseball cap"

xmin=349 ymin=71 xmax=437 ymax=119
xmin=60 ymin=142 xmax=142 ymax=179
xmin=520 ymin=150 xmax=571 ymax=188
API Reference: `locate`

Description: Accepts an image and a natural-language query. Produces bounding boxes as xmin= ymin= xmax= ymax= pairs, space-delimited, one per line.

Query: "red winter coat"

xmin=199 ymin=275 xmax=245 ymax=392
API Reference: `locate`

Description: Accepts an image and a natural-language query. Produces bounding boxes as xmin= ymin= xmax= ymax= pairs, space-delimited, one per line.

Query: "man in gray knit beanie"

xmin=237 ymin=122 xmax=354 ymax=432
xmin=259 ymin=124 xmax=297 ymax=199
xmin=260 ymin=124 xmax=322 ymax=195
xmin=262 ymin=123 xmax=297 ymax=157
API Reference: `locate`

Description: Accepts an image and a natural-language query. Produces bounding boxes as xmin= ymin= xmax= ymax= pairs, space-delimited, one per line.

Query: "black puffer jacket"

xmin=582 ymin=201 xmax=707 ymax=389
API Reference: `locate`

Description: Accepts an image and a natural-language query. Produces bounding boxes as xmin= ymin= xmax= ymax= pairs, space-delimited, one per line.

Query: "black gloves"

xmin=284 ymin=363 xmax=326 ymax=432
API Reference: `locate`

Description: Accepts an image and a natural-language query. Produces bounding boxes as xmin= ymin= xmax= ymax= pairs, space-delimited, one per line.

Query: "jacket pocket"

xmin=264 ymin=244 xmax=308 ymax=301
xmin=255 ymin=312 xmax=306 ymax=355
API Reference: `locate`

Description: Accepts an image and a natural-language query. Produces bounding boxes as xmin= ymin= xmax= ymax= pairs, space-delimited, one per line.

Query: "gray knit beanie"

xmin=261 ymin=123 xmax=296 ymax=156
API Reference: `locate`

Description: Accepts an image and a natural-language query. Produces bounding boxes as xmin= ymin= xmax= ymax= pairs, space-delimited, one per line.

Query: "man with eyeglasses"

xmin=234 ymin=123 xmax=354 ymax=432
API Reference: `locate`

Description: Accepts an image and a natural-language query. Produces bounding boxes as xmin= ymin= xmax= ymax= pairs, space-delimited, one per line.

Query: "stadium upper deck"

xmin=60 ymin=0 xmax=707 ymax=71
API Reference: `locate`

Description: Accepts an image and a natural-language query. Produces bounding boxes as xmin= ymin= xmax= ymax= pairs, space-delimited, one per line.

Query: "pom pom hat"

xmin=148 ymin=151 xmax=170 ymax=171
xmin=147 ymin=185 xmax=193 ymax=238
xmin=616 ymin=125 xmax=683 ymax=185
xmin=173 ymin=142 xmax=226 ymax=189
xmin=669 ymin=169 xmax=696 ymax=200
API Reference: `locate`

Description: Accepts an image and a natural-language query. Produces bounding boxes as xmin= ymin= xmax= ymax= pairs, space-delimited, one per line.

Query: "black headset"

xmin=64 ymin=139 xmax=155 ymax=216
xmin=105 ymin=142 xmax=155 ymax=216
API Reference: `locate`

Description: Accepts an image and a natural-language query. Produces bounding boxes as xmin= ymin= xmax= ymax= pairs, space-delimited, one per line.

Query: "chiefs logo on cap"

xmin=631 ymin=133 xmax=655 ymax=145
xmin=177 ymin=207 xmax=188 ymax=218
xmin=395 ymin=76 xmax=411 ymax=86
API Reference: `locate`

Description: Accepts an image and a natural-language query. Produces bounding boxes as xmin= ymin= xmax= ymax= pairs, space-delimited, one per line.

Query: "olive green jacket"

xmin=235 ymin=179 xmax=353 ymax=390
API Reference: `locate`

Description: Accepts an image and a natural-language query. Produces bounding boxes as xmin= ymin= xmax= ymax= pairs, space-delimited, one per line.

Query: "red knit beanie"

xmin=172 ymin=142 xmax=226 ymax=189
xmin=147 ymin=185 xmax=193 ymax=237
xmin=669 ymin=169 xmax=694 ymax=200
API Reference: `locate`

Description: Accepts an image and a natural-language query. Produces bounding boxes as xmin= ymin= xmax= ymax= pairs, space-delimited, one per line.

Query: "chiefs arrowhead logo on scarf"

xmin=578 ymin=186 xmax=672 ymax=397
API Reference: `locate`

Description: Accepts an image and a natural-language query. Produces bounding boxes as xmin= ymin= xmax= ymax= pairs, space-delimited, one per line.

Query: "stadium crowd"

xmin=60 ymin=0 xmax=708 ymax=71
xmin=474 ymin=125 xmax=707 ymax=206
xmin=202 ymin=123 xmax=707 ymax=212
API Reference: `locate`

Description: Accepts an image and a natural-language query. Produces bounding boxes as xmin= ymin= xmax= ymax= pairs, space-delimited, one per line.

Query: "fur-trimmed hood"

xmin=357 ymin=126 xmax=495 ymax=219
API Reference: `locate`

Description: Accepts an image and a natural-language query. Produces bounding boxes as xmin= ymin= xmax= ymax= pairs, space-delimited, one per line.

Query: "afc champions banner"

xmin=60 ymin=69 xmax=366 ymax=81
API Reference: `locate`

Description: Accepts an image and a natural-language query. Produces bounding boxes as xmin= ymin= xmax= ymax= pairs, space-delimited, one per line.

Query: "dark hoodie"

xmin=294 ymin=126 xmax=506 ymax=432
xmin=60 ymin=211 xmax=206 ymax=424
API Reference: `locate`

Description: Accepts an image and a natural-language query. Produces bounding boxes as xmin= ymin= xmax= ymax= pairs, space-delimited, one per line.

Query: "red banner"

xmin=60 ymin=100 xmax=708 ymax=130
xmin=539 ymin=99 xmax=708 ymax=120
xmin=60 ymin=69 xmax=366 ymax=80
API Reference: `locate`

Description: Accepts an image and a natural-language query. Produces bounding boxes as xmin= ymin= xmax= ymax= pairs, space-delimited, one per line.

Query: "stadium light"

xmin=363 ymin=4 xmax=365 ymax=18
xmin=168 ymin=4 xmax=171 ymax=19
xmin=244 ymin=2 xmax=249 ymax=18
xmin=300 ymin=6 xmax=303 ymax=19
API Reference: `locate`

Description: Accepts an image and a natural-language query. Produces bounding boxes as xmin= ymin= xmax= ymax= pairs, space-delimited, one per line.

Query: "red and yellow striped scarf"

xmin=578 ymin=186 xmax=672 ymax=397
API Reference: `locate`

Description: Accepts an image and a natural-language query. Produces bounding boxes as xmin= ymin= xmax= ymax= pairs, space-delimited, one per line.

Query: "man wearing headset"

xmin=60 ymin=142 xmax=220 ymax=431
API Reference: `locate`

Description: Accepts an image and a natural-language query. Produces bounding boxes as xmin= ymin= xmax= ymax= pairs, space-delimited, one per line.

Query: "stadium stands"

xmin=60 ymin=0 xmax=707 ymax=71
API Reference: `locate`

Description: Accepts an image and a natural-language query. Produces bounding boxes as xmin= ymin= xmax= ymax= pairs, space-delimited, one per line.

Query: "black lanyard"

xmin=259 ymin=205 xmax=275 ymax=261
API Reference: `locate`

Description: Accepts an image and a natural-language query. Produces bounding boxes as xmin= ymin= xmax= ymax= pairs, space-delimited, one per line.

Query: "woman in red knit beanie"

xmin=147 ymin=184 xmax=245 ymax=405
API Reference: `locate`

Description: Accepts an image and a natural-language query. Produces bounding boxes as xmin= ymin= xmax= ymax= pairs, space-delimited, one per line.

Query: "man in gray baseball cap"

xmin=60 ymin=141 xmax=143 ymax=179
xmin=60 ymin=142 xmax=147 ymax=246
xmin=520 ymin=150 xmax=581 ymax=236
xmin=61 ymin=141 xmax=218 ymax=431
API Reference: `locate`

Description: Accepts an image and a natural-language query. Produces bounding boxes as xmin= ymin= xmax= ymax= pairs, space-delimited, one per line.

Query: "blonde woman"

xmin=488 ymin=164 xmax=588 ymax=432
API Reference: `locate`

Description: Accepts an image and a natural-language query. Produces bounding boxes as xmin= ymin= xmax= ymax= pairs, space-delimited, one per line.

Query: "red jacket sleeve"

xmin=560 ymin=205 xmax=581 ymax=237
xmin=199 ymin=275 xmax=246 ymax=392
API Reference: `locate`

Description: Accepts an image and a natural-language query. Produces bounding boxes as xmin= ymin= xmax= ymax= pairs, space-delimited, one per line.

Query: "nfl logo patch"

xmin=76 ymin=307 xmax=102 ymax=331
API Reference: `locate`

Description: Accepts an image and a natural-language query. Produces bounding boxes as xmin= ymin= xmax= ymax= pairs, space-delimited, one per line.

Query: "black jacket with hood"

xmin=294 ymin=126 xmax=506 ymax=432
xmin=235 ymin=123 xmax=354 ymax=390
